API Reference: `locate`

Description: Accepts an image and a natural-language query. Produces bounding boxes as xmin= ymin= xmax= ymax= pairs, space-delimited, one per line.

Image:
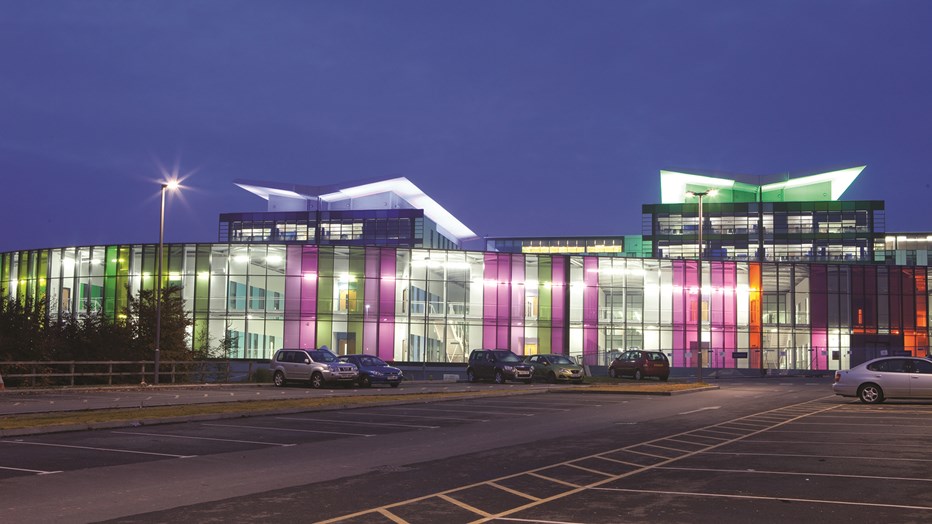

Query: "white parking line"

xmin=275 ymin=416 xmax=439 ymax=429
xmin=736 ymin=438 xmax=932 ymax=449
xmin=591 ymin=487 xmax=932 ymax=511
xmin=679 ymin=406 xmax=720 ymax=415
xmin=110 ymin=431 xmax=296 ymax=447
xmin=0 ymin=465 xmax=62 ymax=475
xmin=790 ymin=421 xmax=932 ymax=428
xmin=448 ymin=403 xmax=570 ymax=412
xmin=202 ymin=423 xmax=374 ymax=437
xmin=337 ymin=411 xmax=490 ymax=422
xmin=381 ymin=406 xmax=534 ymax=416
xmin=0 ymin=440 xmax=194 ymax=458
xmin=656 ymin=465 xmax=932 ymax=483
xmin=702 ymin=450 xmax=932 ymax=463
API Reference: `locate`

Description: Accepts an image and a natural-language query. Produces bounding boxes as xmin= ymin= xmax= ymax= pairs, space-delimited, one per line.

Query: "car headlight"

xmin=370 ymin=371 xmax=383 ymax=377
xmin=503 ymin=365 xmax=514 ymax=372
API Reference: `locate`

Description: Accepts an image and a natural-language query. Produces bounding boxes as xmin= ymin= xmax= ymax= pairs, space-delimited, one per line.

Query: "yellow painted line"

xmin=487 ymin=481 xmax=541 ymax=502
xmin=591 ymin=487 xmax=932 ymax=512
xmin=592 ymin=455 xmax=645 ymax=468
xmin=320 ymin=397 xmax=841 ymax=524
xmin=563 ymin=462 xmax=614 ymax=477
xmin=659 ymin=437 xmax=715 ymax=448
xmin=682 ymin=432 xmax=730 ymax=440
xmin=527 ymin=472 xmax=580 ymax=488
xmin=637 ymin=442 xmax=692 ymax=454
xmin=623 ymin=448 xmax=670 ymax=459
xmin=377 ymin=507 xmax=408 ymax=524
xmin=437 ymin=494 xmax=492 ymax=518
xmin=471 ymin=400 xmax=843 ymax=523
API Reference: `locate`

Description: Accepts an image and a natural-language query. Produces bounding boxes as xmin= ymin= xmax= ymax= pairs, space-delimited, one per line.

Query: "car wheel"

xmin=390 ymin=382 xmax=400 ymax=388
xmin=359 ymin=375 xmax=372 ymax=388
xmin=273 ymin=371 xmax=286 ymax=387
xmin=466 ymin=369 xmax=477 ymax=383
xmin=609 ymin=368 xmax=618 ymax=379
xmin=634 ymin=369 xmax=643 ymax=381
xmin=494 ymin=370 xmax=506 ymax=384
xmin=659 ymin=375 xmax=669 ymax=382
xmin=309 ymin=372 xmax=324 ymax=389
xmin=858 ymin=383 xmax=884 ymax=404
xmin=547 ymin=372 xmax=557 ymax=384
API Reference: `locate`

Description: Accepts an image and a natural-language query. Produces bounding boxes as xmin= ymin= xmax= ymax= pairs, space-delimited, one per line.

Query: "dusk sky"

xmin=2 ymin=1 xmax=931 ymax=253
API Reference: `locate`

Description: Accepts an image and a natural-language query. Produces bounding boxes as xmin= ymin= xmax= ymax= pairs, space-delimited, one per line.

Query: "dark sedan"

xmin=338 ymin=354 xmax=404 ymax=388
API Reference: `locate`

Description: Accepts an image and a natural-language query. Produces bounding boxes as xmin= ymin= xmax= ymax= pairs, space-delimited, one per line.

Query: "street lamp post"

xmin=686 ymin=189 xmax=717 ymax=382
xmin=155 ymin=180 xmax=179 ymax=385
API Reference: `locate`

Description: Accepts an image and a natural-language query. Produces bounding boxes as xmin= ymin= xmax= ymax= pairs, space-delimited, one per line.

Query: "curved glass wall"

xmin=2 ymin=244 xmax=929 ymax=371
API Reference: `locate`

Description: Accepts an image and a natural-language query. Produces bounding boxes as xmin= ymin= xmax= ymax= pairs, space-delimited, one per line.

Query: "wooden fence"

xmin=0 ymin=360 xmax=261 ymax=387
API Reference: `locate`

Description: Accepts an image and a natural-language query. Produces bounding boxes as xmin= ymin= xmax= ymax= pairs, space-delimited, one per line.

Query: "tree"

xmin=125 ymin=284 xmax=193 ymax=361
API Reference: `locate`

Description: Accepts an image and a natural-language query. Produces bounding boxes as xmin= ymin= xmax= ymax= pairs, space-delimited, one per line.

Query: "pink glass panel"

xmin=550 ymin=256 xmax=566 ymax=353
xmin=299 ymin=246 xmax=318 ymax=349
xmin=583 ymin=257 xmax=599 ymax=361
xmin=377 ymin=249 xmax=396 ymax=361
xmin=483 ymin=253 xmax=499 ymax=348
xmin=511 ymin=255 xmax=525 ymax=353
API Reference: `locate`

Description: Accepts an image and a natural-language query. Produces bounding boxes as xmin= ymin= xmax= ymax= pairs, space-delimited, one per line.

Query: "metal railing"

xmin=0 ymin=360 xmax=261 ymax=387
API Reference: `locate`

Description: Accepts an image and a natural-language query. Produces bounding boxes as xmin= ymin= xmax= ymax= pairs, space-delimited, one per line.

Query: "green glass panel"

xmin=104 ymin=246 xmax=118 ymax=319
xmin=316 ymin=247 xmax=334 ymax=349
xmin=538 ymin=257 xmax=552 ymax=353
xmin=37 ymin=250 xmax=48 ymax=303
xmin=116 ymin=245 xmax=130 ymax=319
xmin=194 ymin=245 xmax=210 ymax=313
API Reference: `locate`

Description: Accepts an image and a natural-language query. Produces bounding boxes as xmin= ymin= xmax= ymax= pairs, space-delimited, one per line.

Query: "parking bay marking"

xmin=0 ymin=440 xmax=195 ymax=458
xmin=338 ymin=411 xmax=490 ymax=422
xmin=275 ymin=416 xmax=440 ymax=429
xmin=202 ymin=423 xmax=375 ymax=437
xmin=317 ymin=399 xmax=840 ymax=524
xmin=380 ymin=406 xmax=534 ymax=416
xmin=591 ymin=487 xmax=932 ymax=512
xmin=0 ymin=465 xmax=62 ymax=475
xmin=679 ymin=406 xmax=721 ymax=415
xmin=111 ymin=430 xmax=296 ymax=447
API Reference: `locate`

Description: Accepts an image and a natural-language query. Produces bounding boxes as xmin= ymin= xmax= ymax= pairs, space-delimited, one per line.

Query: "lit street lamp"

xmin=155 ymin=180 xmax=180 ymax=385
xmin=685 ymin=189 xmax=717 ymax=382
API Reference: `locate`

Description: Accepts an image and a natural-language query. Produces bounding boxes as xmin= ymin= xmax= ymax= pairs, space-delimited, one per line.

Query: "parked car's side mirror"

xmin=303 ymin=358 xmax=311 ymax=364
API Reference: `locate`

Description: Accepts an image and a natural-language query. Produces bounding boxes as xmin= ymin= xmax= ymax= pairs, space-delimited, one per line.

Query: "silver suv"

xmin=271 ymin=348 xmax=358 ymax=388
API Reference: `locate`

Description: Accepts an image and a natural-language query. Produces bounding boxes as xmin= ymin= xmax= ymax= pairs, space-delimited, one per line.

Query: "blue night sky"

xmin=2 ymin=1 xmax=931 ymax=252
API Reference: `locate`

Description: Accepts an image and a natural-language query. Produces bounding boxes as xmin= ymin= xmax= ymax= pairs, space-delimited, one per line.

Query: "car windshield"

xmin=492 ymin=351 xmax=522 ymax=363
xmin=648 ymin=352 xmax=667 ymax=361
xmin=361 ymin=356 xmax=388 ymax=367
xmin=308 ymin=349 xmax=337 ymax=363
xmin=550 ymin=356 xmax=574 ymax=365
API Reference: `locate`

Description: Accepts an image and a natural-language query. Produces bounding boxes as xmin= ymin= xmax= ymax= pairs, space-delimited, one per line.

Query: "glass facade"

xmin=3 ymin=244 xmax=929 ymax=371
xmin=218 ymin=209 xmax=459 ymax=250
xmin=643 ymin=201 xmax=885 ymax=263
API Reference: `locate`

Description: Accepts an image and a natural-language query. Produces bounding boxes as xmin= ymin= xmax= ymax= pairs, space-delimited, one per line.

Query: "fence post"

xmin=70 ymin=362 xmax=75 ymax=386
xmin=142 ymin=363 xmax=147 ymax=384
xmin=247 ymin=361 xmax=254 ymax=382
xmin=171 ymin=362 xmax=176 ymax=384
xmin=108 ymin=362 xmax=113 ymax=385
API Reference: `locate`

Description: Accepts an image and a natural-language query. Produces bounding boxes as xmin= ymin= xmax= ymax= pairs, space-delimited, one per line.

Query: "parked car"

xmin=609 ymin=350 xmax=670 ymax=381
xmin=525 ymin=354 xmax=585 ymax=383
xmin=466 ymin=349 xmax=533 ymax=384
xmin=833 ymin=356 xmax=932 ymax=404
xmin=270 ymin=348 xmax=358 ymax=388
xmin=338 ymin=354 xmax=403 ymax=388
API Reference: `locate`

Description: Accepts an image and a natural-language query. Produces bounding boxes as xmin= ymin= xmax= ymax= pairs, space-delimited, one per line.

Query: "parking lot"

xmin=2 ymin=381 xmax=930 ymax=523
xmin=314 ymin=397 xmax=932 ymax=523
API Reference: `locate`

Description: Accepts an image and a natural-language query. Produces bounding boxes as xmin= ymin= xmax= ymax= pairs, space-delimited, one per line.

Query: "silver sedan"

xmin=833 ymin=356 xmax=932 ymax=404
